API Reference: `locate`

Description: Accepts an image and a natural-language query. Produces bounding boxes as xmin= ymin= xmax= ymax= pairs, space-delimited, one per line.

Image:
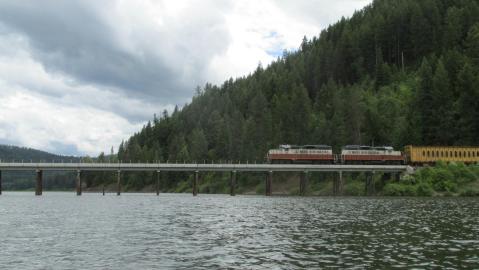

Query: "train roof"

xmin=343 ymin=145 xmax=394 ymax=150
xmin=302 ymin=145 xmax=332 ymax=149
xmin=278 ymin=144 xmax=332 ymax=150
xmin=405 ymin=145 xmax=479 ymax=149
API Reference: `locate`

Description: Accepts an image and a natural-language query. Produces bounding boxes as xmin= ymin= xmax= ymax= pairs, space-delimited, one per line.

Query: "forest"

xmin=58 ymin=0 xmax=479 ymax=194
xmin=0 ymin=145 xmax=79 ymax=190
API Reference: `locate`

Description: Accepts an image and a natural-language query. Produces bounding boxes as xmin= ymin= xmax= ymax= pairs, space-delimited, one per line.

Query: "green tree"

xmin=417 ymin=58 xmax=435 ymax=143
xmin=188 ymin=128 xmax=208 ymax=162
xmin=432 ymin=59 xmax=454 ymax=144
xmin=457 ymin=63 xmax=479 ymax=144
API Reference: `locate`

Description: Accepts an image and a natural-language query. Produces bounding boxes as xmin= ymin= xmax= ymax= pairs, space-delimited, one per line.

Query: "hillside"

xmin=0 ymin=144 xmax=79 ymax=162
xmin=0 ymin=145 xmax=80 ymax=190
xmin=88 ymin=0 xmax=479 ymax=193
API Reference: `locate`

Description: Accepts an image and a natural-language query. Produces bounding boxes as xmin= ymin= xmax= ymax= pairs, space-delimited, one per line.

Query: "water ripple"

xmin=0 ymin=193 xmax=478 ymax=269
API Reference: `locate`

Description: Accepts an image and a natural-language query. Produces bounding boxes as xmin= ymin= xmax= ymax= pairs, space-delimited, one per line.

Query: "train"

xmin=267 ymin=145 xmax=479 ymax=165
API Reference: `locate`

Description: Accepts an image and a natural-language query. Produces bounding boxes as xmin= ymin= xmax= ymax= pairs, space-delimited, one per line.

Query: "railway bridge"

xmin=0 ymin=162 xmax=407 ymax=196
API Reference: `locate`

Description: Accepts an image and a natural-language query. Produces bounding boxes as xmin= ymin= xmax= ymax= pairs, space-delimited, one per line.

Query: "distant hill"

xmin=0 ymin=145 xmax=80 ymax=190
xmin=0 ymin=144 xmax=79 ymax=162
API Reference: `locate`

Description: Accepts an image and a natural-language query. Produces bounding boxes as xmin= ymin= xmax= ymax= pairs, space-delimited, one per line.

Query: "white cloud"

xmin=206 ymin=0 xmax=372 ymax=82
xmin=0 ymin=88 xmax=141 ymax=156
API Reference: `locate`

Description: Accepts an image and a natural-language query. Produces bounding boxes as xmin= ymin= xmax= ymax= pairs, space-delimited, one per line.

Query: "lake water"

xmin=0 ymin=192 xmax=478 ymax=269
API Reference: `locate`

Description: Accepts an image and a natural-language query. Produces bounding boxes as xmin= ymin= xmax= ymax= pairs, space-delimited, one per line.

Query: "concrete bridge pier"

xmin=333 ymin=171 xmax=343 ymax=196
xmin=299 ymin=171 xmax=308 ymax=196
xmin=230 ymin=171 xmax=236 ymax=196
xmin=366 ymin=172 xmax=375 ymax=196
xmin=265 ymin=171 xmax=273 ymax=196
xmin=156 ymin=170 xmax=161 ymax=196
xmin=193 ymin=171 xmax=199 ymax=196
xmin=0 ymin=170 xmax=2 ymax=195
xmin=35 ymin=170 xmax=43 ymax=196
xmin=76 ymin=170 xmax=82 ymax=196
xmin=117 ymin=170 xmax=121 ymax=196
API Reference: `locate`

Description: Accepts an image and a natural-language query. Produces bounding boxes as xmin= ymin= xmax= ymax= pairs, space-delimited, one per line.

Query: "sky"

xmin=0 ymin=0 xmax=372 ymax=157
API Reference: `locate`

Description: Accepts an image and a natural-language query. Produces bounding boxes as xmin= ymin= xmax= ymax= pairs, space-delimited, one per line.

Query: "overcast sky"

xmin=0 ymin=0 xmax=371 ymax=156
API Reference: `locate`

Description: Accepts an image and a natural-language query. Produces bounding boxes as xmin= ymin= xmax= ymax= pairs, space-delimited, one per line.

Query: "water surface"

xmin=0 ymin=192 xmax=478 ymax=269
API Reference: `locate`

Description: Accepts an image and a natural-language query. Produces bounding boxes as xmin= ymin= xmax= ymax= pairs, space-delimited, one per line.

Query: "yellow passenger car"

xmin=404 ymin=145 xmax=479 ymax=165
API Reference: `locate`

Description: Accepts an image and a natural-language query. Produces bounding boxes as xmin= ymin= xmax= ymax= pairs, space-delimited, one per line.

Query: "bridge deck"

xmin=0 ymin=163 xmax=407 ymax=172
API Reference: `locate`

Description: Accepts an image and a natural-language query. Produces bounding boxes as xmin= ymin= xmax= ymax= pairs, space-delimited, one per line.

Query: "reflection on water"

xmin=0 ymin=193 xmax=478 ymax=269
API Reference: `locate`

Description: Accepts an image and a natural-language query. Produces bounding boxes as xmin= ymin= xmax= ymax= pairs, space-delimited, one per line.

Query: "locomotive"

xmin=267 ymin=145 xmax=335 ymax=164
xmin=341 ymin=145 xmax=404 ymax=165
xmin=267 ymin=145 xmax=404 ymax=165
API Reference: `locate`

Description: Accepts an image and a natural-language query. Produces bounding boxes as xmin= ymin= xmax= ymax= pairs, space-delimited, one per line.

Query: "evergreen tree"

xmin=457 ymin=63 xmax=479 ymax=145
xmin=417 ymin=58 xmax=435 ymax=143
xmin=432 ymin=59 xmax=454 ymax=144
xmin=188 ymin=128 xmax=208 ymax=162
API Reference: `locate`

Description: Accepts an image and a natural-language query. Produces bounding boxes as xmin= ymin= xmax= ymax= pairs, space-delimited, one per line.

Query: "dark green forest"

xmin=8 ymin=0 xmax=479 ymax=194
xmin=0 ymin=144 xmax=78 ymax=162
xmin=0 ymin=145 xmax=79 ymax=190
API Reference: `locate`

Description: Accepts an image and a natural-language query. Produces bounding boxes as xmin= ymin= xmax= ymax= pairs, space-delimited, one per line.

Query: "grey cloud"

xmin=0 ymin=0 xmax=231 ymax=104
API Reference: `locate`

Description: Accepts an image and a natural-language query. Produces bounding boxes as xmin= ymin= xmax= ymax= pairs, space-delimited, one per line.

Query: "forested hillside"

xmin=0 ymin=145 xmax=79 ymax=190
xmin=0 ymin=144 xmax=78 ymax=162
xmin=91 ymin=0 xmax=479 ymax=192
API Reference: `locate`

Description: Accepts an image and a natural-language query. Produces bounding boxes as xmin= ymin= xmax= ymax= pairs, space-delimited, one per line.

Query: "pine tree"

xmin=188 ymin=128 xmax=208 ymax=162
xmin=465 ymin=23 xmax=479 ymax=65
xmin=417 ymin=58 xmax=435 ymax=143
xmin=432 ymin=59 xmax=454 ymax=144
xmin=457 ymin=63 xmax=479 ymax=144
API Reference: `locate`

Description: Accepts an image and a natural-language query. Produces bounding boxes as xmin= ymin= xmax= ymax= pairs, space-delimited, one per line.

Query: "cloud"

xmin=0 ymin=0 xmax=371 ymax=156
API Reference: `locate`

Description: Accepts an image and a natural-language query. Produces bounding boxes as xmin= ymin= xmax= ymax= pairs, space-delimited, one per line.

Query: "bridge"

xmin=0 ymin=162 xmax=407 ymax=196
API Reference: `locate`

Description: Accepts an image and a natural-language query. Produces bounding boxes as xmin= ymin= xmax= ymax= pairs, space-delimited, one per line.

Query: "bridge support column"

xmin=35 ymin=170 xmax=43 ymax=196
xmin=333 ymin=171 xmax=343 ymax=196
xmin=366 ymin=172 xmax=375 ymax=196
xmin=230 ymin=171 xmax=236 ymax=196
xmin=265 ymin=171 xmax=273 ymax=196
xmin=193 ymin=171 xmax=199 ymax=196
xmin=299 ymin=171 xmax=308 ymax=196
xmin=380 ymin=173 xmax=388 ymax=187
xmin=117 ymin=170 xmax=121 ymax=196
xmin=156 ymin=170 xmax=160 ymax=196
xmin=76 ymin=170 xmax=82 ymax=196
xmin=0 ymin=170 xmax=2 ymax=195
xmin=102 ymin=184 xmax=105 ymax=196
